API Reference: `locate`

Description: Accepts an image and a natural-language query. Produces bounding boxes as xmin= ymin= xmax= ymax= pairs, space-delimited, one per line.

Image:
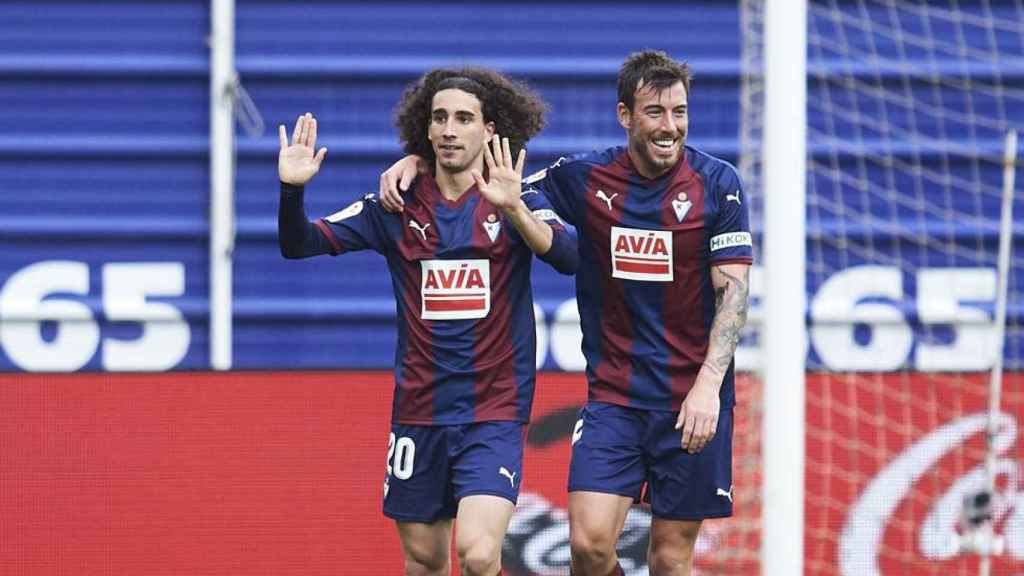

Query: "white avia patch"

xmin=611 ymin=227 xmax=673 ymax=282
xmin=325 ymin=200 xmax=364 ymax=223
xmin=420 ymin=259 xmax=490 ymax=320
xmin=499 ymin=466 xmax=517 ymax=488
xmin=726 ymin=191 xmax=742 ymax=204
xmin=709 ymin=232 xmax=752 ymax=252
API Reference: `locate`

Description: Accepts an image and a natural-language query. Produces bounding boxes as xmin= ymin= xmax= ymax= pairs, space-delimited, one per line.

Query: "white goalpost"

xmin=745 ymin=2 xmax=1024 ymax=575
xmin=761 ymin=1 xmax=808 ymax=575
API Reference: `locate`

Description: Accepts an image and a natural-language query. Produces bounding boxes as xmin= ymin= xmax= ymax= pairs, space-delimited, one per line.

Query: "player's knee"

xmin=648 ymin=547 xmax=692 ymax=576
xmin=570 ymin=526 xmax=617 ymax=567
xmin=456 ymin=536 xmax=501 ymax=576
xmin=648 ymin=523 xmax=700 ymax=575
xmin=403 ymin=545 xmax=448 ymax=576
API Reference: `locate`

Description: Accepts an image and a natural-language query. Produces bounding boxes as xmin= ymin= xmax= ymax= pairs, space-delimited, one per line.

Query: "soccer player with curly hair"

xmin=277 ymin=67 xmax=576 ymax=576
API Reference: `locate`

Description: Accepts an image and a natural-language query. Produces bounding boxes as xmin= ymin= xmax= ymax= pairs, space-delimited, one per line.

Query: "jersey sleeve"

xmin=708 ymin=165 xmax=754 ymax=265
xmin=519 ymin=185 xmax=578 ymax=274
xmin=316 ymin=193 xmax=390 ymax=256
xmin=522 ymin=156 xmax=578 ymax=226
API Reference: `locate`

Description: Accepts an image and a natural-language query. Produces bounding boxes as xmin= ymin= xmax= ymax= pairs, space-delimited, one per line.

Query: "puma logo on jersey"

xmin=499 ymin=467 xmax=517 ymax=488
xmin=610 ymin=226 xmax=674 ymax=282
xmin=595 ymin=190 xmax=618 ymax=211
xmin=420 ymin=259 xmax=490 ymax=320
xmin=726 ymin=192 xmax=741 ymax=205
xmin=717 ymin=486 xmax=734 ymax=503
xmin=408 ymin=219 xmax=431 ymax=240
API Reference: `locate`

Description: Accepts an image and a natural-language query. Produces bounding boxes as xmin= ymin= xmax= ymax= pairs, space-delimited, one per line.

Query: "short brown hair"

xmin=617 ymin=50 xmax=692 ymax=111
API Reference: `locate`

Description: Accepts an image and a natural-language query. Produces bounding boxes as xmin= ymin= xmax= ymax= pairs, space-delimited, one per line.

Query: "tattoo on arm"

xmin=705 ymin=268 xmax=750 ymax=376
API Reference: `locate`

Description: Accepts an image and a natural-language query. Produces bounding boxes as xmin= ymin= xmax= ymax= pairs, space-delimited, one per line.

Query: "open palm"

xmin=471 ymin=134 xmax=526 ymax=211
xmin=279 ymin=113 xmax=327 ymax=186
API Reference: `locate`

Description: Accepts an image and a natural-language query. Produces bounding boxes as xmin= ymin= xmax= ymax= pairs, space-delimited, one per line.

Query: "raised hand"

xmin=471 ymin=134 xmax=526 ymax=213
xmin=279 ymin=113 xmax=328 ymax=186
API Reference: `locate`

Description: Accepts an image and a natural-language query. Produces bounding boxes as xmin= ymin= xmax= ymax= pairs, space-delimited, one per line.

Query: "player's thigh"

xmin=384 ymin=423 xmax=457 ymax=523
xmin=395 ymin=518 xmax=453 ymax=569
xmin=450 ymin=421 xmax=525 ymax=505
xmin=453 ymin=494 xmax=515 ymax=554
xmin=567 ymin=490 xmax=634 ymax=549
xmin=568 ymin=402 xmax=647 ymax=498
xmin=645 ymin=408 xmax=734 ymax=520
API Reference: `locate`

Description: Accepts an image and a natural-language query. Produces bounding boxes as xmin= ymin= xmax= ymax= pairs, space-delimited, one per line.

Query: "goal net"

xmin=738 ymin=1 xmax=1024 ymax=575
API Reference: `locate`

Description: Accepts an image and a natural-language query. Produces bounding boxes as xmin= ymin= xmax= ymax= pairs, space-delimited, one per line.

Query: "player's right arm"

xmin=278 ymin=113 xmax=333 ymax=258
xmin=278 ymin=113 xmax=387 ymax=259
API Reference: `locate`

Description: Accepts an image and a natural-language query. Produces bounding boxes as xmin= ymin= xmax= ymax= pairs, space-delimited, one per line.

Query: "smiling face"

xmin=617 ymin=79 xmax=688 ymax=179
xmin=427 ymin=88 xmax=495 ymax=175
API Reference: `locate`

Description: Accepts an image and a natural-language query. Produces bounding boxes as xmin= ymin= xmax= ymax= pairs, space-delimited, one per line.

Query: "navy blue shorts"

xmin=567 ymin=402 xmax=734 ymax=520
xmin=382 ymin=421 xmax=525 ymax=523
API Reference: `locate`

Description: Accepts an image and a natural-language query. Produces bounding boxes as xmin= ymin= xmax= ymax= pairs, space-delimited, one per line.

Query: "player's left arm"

xmin=678 ymin=163 xmax=752 ymax=454
xmin=677 ymin=262 xmax=750 ymax=453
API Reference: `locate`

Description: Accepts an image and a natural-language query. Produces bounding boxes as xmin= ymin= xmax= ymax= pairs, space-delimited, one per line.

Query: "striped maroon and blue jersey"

xmin=524 ymin=145 xmax=753 ymax=411
xmin=279 ymin=173 xmax=575 ymax=426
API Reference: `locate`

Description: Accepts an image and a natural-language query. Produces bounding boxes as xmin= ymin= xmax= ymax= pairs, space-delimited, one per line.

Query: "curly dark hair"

xmin=618 ymin=50 xmax=692 ymax=112
xmin=394 ymin=67 xmax=547 ymax=168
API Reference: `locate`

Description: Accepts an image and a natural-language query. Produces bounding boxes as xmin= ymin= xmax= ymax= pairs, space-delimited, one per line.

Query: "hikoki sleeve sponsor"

xmin=709 ymin=231 xmax=752 ymax=253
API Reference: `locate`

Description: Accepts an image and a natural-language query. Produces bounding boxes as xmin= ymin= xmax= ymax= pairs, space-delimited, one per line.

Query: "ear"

xmin=484 ymin=121 xmax=495 ymax=139
xmin=617 ymin=102 xmax=632 ymax=131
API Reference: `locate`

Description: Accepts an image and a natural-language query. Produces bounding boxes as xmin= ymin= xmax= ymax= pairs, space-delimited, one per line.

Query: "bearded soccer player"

xmin=379 ymin=51 xmax=751 ymax=576
xmin=277 ymin=68 xmax=576 ymax=576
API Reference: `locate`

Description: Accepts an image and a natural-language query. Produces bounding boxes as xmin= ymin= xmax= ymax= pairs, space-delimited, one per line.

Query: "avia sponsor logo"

xmin=840 ymin=412 xmax=1024 ymax=576
xmin=709 ymin=231 xmax=752 ymax=252
xmin=420 ymin=259 xmax=490 ymax=320
xmin=611 ymin=226 xmax=674 ymax=282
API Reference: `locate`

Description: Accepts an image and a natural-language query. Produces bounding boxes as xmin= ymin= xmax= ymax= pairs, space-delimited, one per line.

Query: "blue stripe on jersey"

xmin=620 ymin=177 xmax=672 ymax=408
xmin=508 ymin=276 xmax=536 ymax=422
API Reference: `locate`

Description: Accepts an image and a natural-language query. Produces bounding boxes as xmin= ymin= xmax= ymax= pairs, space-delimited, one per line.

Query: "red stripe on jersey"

xmin=615 ymin=260 xmax=671 ymax=274
xmin=661 ymin=159 xmax=709 ymax=409
xmin=314 ymin=219 xmax=343 ymax=254
xmin=471 ymin=197 xmax=518 ymax=421
xmin=423 ymin=298 xmax=487 ymax=311
xmin=586 ymin=152 xmax=635 ymax=405
xmin=392 ymin=182 xmax=443 ymax=424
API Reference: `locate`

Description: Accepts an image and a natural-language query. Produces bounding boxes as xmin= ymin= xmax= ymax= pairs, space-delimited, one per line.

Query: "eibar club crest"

xmin=483 ymin=213 xmax=501 ymax=243
xmin=671 ymin=192 xmax=692 ymax=222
